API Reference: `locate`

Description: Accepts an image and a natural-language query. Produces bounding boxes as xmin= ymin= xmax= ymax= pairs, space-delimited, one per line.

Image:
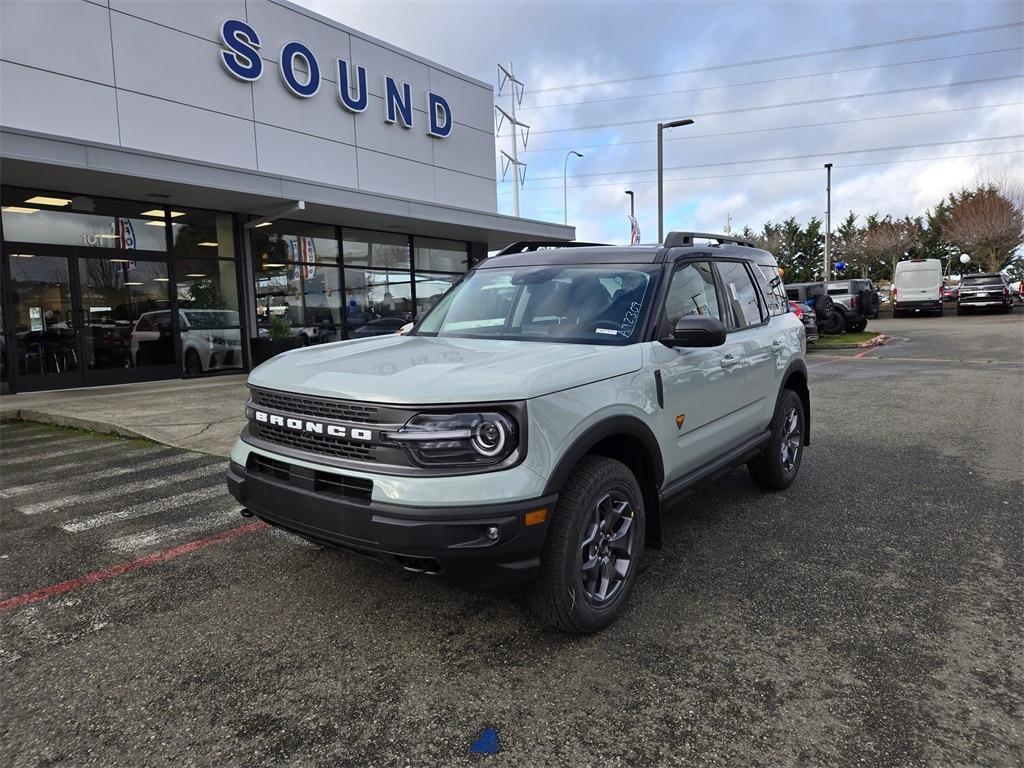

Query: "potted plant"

xmin=250 ymin=314 xmax=303 ymax=367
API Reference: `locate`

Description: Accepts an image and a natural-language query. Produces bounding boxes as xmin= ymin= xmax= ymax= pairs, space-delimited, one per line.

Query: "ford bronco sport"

xmin=227 ymin=232 xmax=810 ymax=633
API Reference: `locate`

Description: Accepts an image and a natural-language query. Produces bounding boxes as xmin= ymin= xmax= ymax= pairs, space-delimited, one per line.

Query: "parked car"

xmin=228 ymin=232 xmax=810 ymax=633
xmin=823 ymin=279 xmax=877 ymax=331
xmin=892 ymin=259 xmax=943 ymax=317
xmin=941 ymin=284 xmax=960 ymax=303
xmin=956 ymin=273 xmax=1015 ymax=315
xmin=785 ymin=282 xmax=848 ymax=334
xmin=789 ymin=300 xmax=819 ymax=343
xmin=131 ymin=309 xmax=242 ymax=376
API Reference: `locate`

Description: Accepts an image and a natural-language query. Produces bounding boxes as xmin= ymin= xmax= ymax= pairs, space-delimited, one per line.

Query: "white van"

xmin=893 ymin=259 xmax=943 ymax=317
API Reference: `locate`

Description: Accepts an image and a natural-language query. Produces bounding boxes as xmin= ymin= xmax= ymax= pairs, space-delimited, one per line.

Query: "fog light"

xmin=486 ymin=526 xmax=500 ymax=541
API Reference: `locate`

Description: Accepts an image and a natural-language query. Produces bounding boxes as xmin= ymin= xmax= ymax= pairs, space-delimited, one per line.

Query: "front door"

xmin=650 ymin=259 xmax=750 ymax=482
xmin=5 ymin=249 xmax=177 ymax=391
xmin=7 ymin=252 xmax=82 ymax=391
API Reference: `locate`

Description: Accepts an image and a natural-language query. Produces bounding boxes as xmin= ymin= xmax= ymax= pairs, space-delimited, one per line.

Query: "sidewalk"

xmin=0 ymin=375 xmax=248 ymax=458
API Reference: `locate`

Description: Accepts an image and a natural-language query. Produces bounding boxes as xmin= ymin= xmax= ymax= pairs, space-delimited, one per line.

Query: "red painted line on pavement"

xmin=0 ymin=520 xmax=267 ymax=613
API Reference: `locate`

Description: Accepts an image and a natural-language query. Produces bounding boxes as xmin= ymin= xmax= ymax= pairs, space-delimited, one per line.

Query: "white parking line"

xmin=107 ymin=505 xmax=242 ymax=554
xmin=1 ymin=450 xmax=189 ymax=499
xmin=1 ymin=439 xmax=120 ymax=468
xmin=0 ymin=444 xmax=166 ymax=484
xmin=60 ymin=485 xmax=230 ymax=533
xmin=18 ymin=462 xmax=225 ymax=516
xmin=0 ymin=431 xmax=54 ymax=448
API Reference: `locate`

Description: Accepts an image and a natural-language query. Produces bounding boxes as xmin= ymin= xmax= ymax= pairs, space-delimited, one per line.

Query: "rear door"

xmin=716 ymin=260 xmax=777 ymax=432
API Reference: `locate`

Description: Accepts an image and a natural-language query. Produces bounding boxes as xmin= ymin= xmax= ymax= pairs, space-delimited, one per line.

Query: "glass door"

xmin=76 ymin=255 xmax=177 ymax=387
xmin=8 ymin=253 xmax=83 ymax=391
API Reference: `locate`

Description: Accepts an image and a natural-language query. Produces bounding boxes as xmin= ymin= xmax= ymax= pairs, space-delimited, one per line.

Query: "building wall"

xmin=0 ymin=0 xmax=497 ymax=213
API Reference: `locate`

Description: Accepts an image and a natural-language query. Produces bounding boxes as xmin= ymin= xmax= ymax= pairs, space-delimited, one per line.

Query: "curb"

xmin=808 ymin=334 xmax=888 ymax=352
xmin=1 ymin=407 xmax=152 ymax=442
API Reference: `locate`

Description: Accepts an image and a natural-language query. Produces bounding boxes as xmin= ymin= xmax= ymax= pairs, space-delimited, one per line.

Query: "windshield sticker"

xmin=595 ymin=327 xmax=619 ymax=335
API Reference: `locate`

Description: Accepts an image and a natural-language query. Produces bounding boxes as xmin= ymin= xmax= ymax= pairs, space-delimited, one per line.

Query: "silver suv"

xmin=227 ymin=232 xmax=810 ymax=633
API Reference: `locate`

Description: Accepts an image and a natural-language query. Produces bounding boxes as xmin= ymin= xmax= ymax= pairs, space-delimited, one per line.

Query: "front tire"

xmin=822 ymin=309 xmax=847 ymax=335
xmin=529 ymin=456 xmax=645 ymax=634
xmin=849 ymin=317 xmax=868 ymax=333
xmin=748 ymin=389 xmax=805 ymax=491
xmin=184 ymin=348 xmax=204 ymax=377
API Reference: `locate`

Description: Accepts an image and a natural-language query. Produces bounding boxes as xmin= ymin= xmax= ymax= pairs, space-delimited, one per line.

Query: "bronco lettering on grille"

xmin=252 ymin=410 xmax=373 ymax=441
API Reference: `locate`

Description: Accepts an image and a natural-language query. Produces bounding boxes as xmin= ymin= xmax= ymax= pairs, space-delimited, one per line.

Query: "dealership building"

xmin=0 ymin=0 xmax=571 ymax=394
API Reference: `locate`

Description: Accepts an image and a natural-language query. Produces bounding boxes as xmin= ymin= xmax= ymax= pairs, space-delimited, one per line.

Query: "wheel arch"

xmin=543 ymin=416 xmax=665 ymax=548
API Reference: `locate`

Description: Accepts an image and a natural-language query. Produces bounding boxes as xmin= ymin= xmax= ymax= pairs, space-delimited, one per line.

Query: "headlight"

xmin=387 ymin=411 xmax=518 ymax=467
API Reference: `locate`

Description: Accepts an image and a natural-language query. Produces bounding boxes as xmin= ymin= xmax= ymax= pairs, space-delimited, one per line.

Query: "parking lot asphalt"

xmin=2 ymin=311 xmax=1022 ymax=767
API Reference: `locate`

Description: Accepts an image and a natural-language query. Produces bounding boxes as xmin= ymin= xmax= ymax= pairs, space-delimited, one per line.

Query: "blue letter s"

xmin=220 ymin=19 xmax=262 ymax=82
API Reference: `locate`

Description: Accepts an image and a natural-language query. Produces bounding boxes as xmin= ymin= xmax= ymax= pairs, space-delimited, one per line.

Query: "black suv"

xmin=957 ymin=273 xmax=1015 ymax=315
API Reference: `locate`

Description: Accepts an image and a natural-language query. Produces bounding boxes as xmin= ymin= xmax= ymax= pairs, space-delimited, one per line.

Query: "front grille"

xmin=251 ymin=421 xmax=378 ymax=462
xmin=247 ymin=453 xmax=373 ymax=502
xmin=251 ymin=388 xmax=380 ymax=424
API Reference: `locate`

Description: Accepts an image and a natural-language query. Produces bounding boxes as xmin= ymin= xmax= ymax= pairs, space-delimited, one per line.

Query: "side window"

xmin=716 ymin=261 xmax=765 ymax=329
xmin=754 ymin=264 xmax=788 ymax=317
xmin=661 ymin=261 xmax=720 ymax=333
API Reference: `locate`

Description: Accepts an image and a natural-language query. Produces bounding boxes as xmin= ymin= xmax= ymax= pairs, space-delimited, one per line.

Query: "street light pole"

xmin=824 ymin=163 xmax=833 ymax=280
xmin=563 ymin=150 xmax=583 ymax=226
xmin=624 ymin=190 xmax=634 ymax=216
xmin=658 ymin=118 xmax=694 ymax=242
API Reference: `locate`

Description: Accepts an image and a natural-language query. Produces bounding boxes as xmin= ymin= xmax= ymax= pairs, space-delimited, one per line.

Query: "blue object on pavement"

xmin=470 ymin=727 xmax=499 ymax=754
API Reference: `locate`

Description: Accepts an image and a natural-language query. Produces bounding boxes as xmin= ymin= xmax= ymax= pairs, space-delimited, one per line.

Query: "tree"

xmin=943 ymin=184 xmax=1024 ymax=272
xmin=832 ymin=211 xmax=866 ymax=277
xmin=862 ymin=215 xmax=919 ymax=282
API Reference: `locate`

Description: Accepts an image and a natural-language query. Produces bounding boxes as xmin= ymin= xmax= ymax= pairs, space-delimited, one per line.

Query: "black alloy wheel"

xmin=530 ymin=456 xmax=645 ymax=633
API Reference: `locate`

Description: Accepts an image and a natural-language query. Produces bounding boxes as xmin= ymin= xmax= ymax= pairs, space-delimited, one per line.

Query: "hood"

xmin=248 ymin=334 xmax=643 ymax=404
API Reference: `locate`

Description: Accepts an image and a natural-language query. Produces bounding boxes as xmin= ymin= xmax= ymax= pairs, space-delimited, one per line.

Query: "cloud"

xmin=302 ymin=0 xmax=1023 ymax=241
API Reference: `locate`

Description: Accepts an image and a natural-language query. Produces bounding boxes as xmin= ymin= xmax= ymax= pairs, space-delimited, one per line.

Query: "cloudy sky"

xmin=302 ymin=0 xmax=1022 ymax=243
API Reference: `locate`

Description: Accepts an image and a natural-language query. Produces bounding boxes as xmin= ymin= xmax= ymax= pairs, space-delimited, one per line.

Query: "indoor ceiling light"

xmin=25 ymin=195 xmax=71 ymax=206
xmin=253 ymin=221 xmax=273 ymax=228
xmin=109 ymin=258 xmax=131 ymax=263
xmin=144 ymin=221 xmax=166 ymax=227
xmin=263 ymin=262 xmax=286 ymax=268
xmin=185 ymin=273 xmax=207 ymax=278
xmin=2 ymin=206 xmax=39 ymax=214
xmin=97 ymin=234 xmax=121 ymax=239
xmin=10 ymin=253 xmax=35 ymax=258
xmin=153 ymin=277 xmax=169 ymax=282
xmin=124 ymin=281 xmax=143 ymax=286
xmin=197 ymin=242 xmax=218 ymax=247
xmin=140 ymin=209 xmax=185 ymax=218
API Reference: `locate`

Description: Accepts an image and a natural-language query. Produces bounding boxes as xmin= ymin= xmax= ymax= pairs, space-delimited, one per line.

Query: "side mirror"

xmin=662 ymin=315 xmax=727 ymax=348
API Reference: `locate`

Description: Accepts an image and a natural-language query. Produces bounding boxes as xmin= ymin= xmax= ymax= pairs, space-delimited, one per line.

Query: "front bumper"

xmin=227 ymin=458 xmax=557 ymax=590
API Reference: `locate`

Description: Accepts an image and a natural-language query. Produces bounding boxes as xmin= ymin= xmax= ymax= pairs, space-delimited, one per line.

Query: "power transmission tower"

xmin=496 ymin=63 xmax=529 ymax=217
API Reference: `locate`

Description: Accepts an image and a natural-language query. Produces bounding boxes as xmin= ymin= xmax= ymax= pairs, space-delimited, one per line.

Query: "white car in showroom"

xmin=130 ymin=309 xmax=242 ymax=376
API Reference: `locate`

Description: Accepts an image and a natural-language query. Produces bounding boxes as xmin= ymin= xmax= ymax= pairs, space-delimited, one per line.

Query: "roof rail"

xmin=663 ymin=231 xmax=756 ymax=249
xmin=496 ymin=240 xmax=610 ymax=256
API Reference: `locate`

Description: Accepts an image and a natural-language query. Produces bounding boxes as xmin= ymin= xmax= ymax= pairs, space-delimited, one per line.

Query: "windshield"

xmin=961 ymin=275 xmax=1004 ymax=287
xmin=414 ymin=264 xmax=659 ymax=344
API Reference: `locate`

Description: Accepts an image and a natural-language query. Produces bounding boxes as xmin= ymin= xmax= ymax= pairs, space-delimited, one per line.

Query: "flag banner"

xmin=628 ymin=215 xmax=641 ymax=246
xmin=300 ymin=237 xmax=317 ymax=279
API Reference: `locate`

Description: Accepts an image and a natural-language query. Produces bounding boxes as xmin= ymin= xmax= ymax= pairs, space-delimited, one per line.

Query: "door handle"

xmin=770 ymin=340 xmax=784 ymax=352
xmin=720 ymin=353 xmax=741 ymax=369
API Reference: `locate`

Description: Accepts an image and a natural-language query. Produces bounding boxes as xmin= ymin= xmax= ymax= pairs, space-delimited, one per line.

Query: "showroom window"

xmin=342 ymin=229 xmax=414 ymax=338
xmin=250 ymin=222 xmax=342 ymax=344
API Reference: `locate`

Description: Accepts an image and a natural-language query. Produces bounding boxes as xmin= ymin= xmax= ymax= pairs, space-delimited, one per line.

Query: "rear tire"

xmin=821 ymin=309 xmax=847 ymax=335
xmin=849 ymin=317 xmax=868 ymax=333
xmin=748 ymin=389 xmax=805 ymax=491
xmin=529 ymin=456 xmax=645 ymax=634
